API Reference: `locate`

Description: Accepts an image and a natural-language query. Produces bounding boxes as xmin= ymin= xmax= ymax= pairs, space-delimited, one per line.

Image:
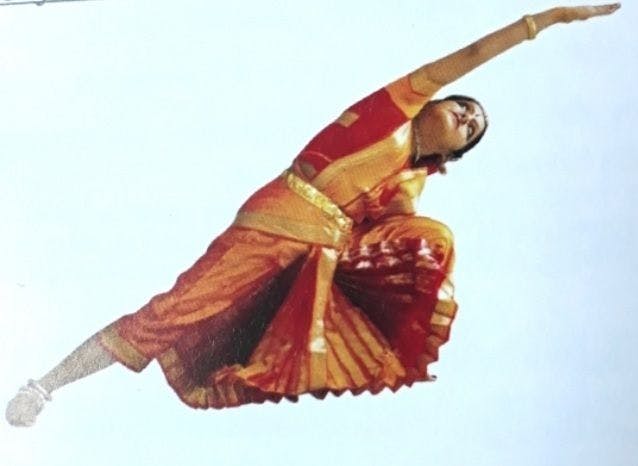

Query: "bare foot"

xmin=5 ymin=380 xmax=51 ymax=427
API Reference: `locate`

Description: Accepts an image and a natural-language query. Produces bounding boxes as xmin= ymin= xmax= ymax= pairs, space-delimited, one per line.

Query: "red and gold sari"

xmin=100 ymin=74 xmax=458 ymax=408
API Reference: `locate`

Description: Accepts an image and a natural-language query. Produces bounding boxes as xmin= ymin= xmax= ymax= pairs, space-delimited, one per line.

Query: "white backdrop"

xmin=1 ymin=1 xmax=636 ymax=465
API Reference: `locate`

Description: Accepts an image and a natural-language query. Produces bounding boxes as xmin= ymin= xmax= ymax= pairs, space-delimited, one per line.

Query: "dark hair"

xmin=442 ymin=94 xmax=488 ymax=161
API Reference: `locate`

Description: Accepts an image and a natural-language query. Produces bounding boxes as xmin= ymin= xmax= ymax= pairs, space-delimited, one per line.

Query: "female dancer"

xmin=6 ymin=3 xmax=620 ymax=427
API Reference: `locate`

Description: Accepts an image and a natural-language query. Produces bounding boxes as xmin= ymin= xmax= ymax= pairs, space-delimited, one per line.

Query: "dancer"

xmin=6 ymin=4 xmax=620 ymax=427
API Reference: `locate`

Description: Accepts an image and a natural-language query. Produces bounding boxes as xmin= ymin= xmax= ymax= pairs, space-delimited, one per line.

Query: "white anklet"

xmin=23 ymin=379 xmax=52 ymax=402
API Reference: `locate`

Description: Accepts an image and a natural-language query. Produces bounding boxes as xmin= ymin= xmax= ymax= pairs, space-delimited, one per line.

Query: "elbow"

xmin=466 ymin=41 xmax=483 ymax=59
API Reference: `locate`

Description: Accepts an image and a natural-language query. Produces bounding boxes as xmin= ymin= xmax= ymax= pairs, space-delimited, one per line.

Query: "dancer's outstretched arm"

xmin=409 ymin=4 xmax=620 ymax=93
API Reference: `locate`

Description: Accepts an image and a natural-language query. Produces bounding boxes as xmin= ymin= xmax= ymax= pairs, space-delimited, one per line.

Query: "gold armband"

xmin=523 ymin=15 xmax=538 ymax=40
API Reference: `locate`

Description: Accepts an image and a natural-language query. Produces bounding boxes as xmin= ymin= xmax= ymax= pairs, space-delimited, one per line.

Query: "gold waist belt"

xmin=233 ymin=170 xmax=353 ymax=248
xmin=282 ymin=170 xmax=353 ymax=235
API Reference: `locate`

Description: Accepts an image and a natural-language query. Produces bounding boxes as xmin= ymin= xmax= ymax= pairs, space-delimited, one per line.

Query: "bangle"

xmin=523 ymin=15 xmax=538 ymax=40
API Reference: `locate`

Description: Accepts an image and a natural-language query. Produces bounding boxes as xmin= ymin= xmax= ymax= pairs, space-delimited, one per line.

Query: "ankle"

xmin=28 ymin=380 xmax=52 ymax=401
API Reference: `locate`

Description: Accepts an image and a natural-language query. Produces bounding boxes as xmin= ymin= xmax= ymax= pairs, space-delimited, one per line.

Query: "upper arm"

xmin=387 ymin=74 xmax=441 ymax=119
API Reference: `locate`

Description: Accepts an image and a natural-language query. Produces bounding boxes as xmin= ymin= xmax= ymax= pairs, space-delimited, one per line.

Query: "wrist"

xmin=534 ymin=8 xmax=562 ymax=31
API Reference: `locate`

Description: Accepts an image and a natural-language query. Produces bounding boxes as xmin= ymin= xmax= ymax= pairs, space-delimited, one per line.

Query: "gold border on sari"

xmin=99 ymin=325 xmax=151 ymax=373
xmin=307 ymin=247 xmax=338 ymax=389
xmin=311 ymin=121 xmax=414 ymax=206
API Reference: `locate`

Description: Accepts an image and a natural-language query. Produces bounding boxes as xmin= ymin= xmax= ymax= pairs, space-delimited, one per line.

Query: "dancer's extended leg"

xmin=5 ymin=328 xmax=115 ymax=427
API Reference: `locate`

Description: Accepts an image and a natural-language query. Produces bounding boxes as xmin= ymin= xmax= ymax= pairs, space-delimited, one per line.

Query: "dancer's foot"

xmin=5 ymin=380 xmax=52 ymax=427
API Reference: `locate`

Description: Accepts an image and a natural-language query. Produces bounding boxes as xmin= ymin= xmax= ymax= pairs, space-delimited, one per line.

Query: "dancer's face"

xmin=415 ymin=99 xmax=487 ymax=156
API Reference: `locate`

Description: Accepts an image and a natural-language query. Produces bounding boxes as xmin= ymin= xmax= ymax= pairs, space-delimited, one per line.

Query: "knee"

xmin=409 ymin=217 xmax=454 ymax=266
xmin=351 ymin=215 xmax=455 ymax=265
xmin=417 ymin=217 xmax=453 ymax=241
xmin=399 ymin=216 xmax=453 ymax=243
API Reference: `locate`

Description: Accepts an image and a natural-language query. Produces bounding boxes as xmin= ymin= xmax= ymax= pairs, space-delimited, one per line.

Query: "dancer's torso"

xmin=234 ymin=75 xmax=441 ymax=246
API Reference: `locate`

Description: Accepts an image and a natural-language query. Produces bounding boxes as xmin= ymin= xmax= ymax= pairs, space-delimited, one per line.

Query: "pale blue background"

xmin=0 ymin=1 xmax=636 ymax=465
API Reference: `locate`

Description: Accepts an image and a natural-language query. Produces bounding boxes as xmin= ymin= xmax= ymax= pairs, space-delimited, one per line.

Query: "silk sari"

xmin=100 ymin=74 xmax=458 ymax=408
